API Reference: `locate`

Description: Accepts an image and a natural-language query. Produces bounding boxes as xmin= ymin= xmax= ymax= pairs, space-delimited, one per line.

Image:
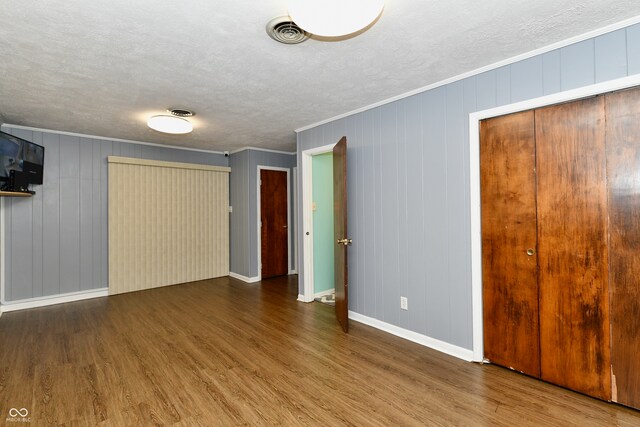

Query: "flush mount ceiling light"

xmin=147 ymin=109 xmax=194 ymax=134
xmin=287 ymin=0 xmax=384 ymax=37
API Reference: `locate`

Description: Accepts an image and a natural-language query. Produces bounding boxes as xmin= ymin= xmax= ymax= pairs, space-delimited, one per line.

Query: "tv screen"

xmin=0 ymin=131 xmax=45 ymax=185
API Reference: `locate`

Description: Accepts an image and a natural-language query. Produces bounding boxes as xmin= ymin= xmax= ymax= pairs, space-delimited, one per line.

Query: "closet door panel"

xmin=606 ymin=87 xmax=640 ymax=409
xmin=480 ymin=111 xmax=540 ymax=376
xmin=535 ymin=97 xmax=611 ymax=400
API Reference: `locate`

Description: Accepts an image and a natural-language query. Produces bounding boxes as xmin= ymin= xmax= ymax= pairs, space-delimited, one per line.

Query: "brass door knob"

xmin=337 ymin=238 xmax=353 ymax=246
xmin=526 ymin=248 xmax=535 ymax=256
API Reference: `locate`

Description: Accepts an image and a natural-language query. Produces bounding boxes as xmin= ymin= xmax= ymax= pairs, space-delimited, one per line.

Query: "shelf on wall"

xmin=0 ymin=191 xmax=33 ymax=197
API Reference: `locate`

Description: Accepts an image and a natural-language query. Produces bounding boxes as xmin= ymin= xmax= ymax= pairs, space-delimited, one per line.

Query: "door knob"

xmin=526 ymin=248 xmax=535 ymax=256
xmin=337 ymin=238 xmax=352 ymax=246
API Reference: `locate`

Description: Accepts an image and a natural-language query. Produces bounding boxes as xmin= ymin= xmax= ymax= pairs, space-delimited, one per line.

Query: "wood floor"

xmin=1 ymin=276 xmax=639 ymax=426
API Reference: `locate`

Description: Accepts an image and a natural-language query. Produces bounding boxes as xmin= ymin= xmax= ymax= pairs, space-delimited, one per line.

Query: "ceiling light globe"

xmin=147 ymin=115 xmax=193 ymax=134
xmin=288 ymin=0 xmax=384 ymax=37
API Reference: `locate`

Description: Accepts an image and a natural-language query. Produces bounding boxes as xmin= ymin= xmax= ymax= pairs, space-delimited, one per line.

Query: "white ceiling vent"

xmin=266 ymin=16 xmax=309 ymax=44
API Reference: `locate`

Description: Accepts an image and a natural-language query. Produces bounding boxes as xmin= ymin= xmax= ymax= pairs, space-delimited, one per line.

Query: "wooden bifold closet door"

xmin=480 ymin=92 xmax=640 ymax=404
xmin=535 ymin=97 xmax=610 ymax=400
xmin=480 ymin=110 xmax=540 ymax=378
xmin=606 ymin=89 xmax=640 ymax=408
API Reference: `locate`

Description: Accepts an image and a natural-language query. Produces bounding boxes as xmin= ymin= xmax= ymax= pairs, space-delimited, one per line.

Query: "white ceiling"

xmin=1 ymin=1 xmax=640 ymax=153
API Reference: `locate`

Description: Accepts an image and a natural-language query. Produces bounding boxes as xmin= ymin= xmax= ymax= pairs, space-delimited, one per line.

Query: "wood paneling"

xmin=535 ymin=97 xmax=611 ymax=400
xmin=108 ymin=157 xmax=230 ymax=295
xmin=480 ymin=111 xmax=540 ymax=377
xmin=1 ymin=276 xmax=640 ymax=425
xmin=606 ymin=87 xmax=640 ymax=408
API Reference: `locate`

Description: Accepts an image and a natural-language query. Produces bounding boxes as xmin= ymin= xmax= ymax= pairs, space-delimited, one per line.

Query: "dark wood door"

xmin=333 ymin=137 xmax=349 ymax=333
xmin=260 ymin=169 xmax=288 ymax=279
xmin=480 ymin=111 xmax=541 ymax=377
xmin=606 ymin=87 xmax=640 ymax=409
xmin=535 ymin=97 xmax=611 ymax=400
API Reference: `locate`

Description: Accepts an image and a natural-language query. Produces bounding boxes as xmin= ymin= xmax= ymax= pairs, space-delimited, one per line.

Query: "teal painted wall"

xmin=312 ymin=152 xmax=334 ymax=294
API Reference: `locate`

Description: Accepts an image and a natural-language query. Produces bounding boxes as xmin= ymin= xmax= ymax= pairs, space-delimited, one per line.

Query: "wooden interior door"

xmin=606 ymin=87 xmax=640 ymax=408
xmin=260 ymin=169 xmax=288 ymax=279
xmin=333 ymin=137 xmax=349 ymax=333
xmin=480 ymin=111 xmax=540 ymax=377
xmin=535 ymin=97 xmax=611 ymax=400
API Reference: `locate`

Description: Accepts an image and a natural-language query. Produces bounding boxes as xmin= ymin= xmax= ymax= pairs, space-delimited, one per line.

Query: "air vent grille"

xmin=168 ymin=108 xmax=194 ymax=117
xmin=266 ymin=16 xmax=309 ymax=44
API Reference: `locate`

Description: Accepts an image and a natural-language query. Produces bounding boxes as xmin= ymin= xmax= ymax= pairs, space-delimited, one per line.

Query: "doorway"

xmin=258 ymin=167 xmax=290 ymax=279
xmin=311 ymin=152 xmax=334 ymax=301
xmin=300 ymin=143 xmax=337 ymax=302
xmin=300 ymin=137 xmax=351 ymax=332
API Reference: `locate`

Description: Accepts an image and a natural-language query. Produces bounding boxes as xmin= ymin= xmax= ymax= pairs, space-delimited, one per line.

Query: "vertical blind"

xmin=108 ymin=156 xmax=230 ymax=295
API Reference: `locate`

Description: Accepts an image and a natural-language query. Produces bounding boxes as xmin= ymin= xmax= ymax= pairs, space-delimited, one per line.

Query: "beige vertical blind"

xmin=108 ymin=156 xmax=230 ymax=295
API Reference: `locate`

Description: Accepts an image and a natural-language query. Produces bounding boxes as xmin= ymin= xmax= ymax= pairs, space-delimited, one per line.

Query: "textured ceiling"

xmin=1 ymin=1 xmax=640 ymax=152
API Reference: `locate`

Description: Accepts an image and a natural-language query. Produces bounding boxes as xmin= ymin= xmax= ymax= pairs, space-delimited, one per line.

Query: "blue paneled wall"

xmin=229 ymin=149 xmax=296 ymax=279
xmin=297 ymin=23 xmax=640 ymax=351
xmin=1 ymin=126 xmax=227 ymax=302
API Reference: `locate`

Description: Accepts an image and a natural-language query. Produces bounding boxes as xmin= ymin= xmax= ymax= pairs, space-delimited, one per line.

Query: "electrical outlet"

xmin=400 ymin=296 xmax=408 ymax=310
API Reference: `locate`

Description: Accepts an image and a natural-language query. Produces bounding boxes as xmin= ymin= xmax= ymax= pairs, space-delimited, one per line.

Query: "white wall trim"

xmin=349 ymin=311 xmax=474 ymax=362
xmin=292 ymin=166 xmax=298 ymax=273
xmin=0 ymin=198 xmax=5 ymax=305
xmin=256 ymin=166 xmax=291 ymax=280
xmin=0 ymin=288 xmax=108 ymax=313
xmin=295 ymin=15 xmax=640 ymax=133
xmin=314 ymin=288 xmax=335 ymax=298
xmin=297 ymin=293 xmax=310 ymax=302
xmin=301 ymin=143 xmax=337 ymax=302
xmin=1 ymin=124 xmax=225 ymax=155
xmin=230 ymin=146 xmax=296 ymax=156
xmin=229 ymin=272 xmax=261 ymax=283
xmin=468 ymin=74 xmax=640 ymax=362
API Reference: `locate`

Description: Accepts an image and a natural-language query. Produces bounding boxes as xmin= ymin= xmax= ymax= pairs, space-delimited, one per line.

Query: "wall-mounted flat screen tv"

xmin=0 ymin=130 xmax=45 ymax=185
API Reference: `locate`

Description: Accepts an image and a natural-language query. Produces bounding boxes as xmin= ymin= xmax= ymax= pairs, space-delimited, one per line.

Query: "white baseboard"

xmin=297 ymin=294 xmax=313 ymax=303
xmin=348 ymin=311 xmax=474 ymax=362
xmin=0 ymin=288 xmax=109 ymax=313
xmin=288 ymin=269 xmax=298 ymax=275
xmin=314 ymin=288 xmax=334 ymax=298
xmin=229 ymin=272 xmax=260 ymax=283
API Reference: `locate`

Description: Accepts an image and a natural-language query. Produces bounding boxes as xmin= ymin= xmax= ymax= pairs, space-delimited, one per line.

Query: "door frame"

xmin=256 ymin=166 xmax=291 ymax=280
xmin=0 ymin=198 xmax=5 ymax=306
xmin=468 ymin=74 xmax=640 ymax=362
xmin=300 ymin=143 xmax=337 ymax=303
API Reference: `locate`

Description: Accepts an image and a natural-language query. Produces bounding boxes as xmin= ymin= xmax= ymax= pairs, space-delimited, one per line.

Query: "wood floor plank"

xmin=1 ymin=275 xmax=639 ymax=425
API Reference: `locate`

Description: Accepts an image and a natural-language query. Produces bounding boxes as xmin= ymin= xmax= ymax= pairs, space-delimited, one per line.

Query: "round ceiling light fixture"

xmin=147 ymin=109 xmax=194 ymax=134
xmin=287 ymin=0 xmax=384 ymax=37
